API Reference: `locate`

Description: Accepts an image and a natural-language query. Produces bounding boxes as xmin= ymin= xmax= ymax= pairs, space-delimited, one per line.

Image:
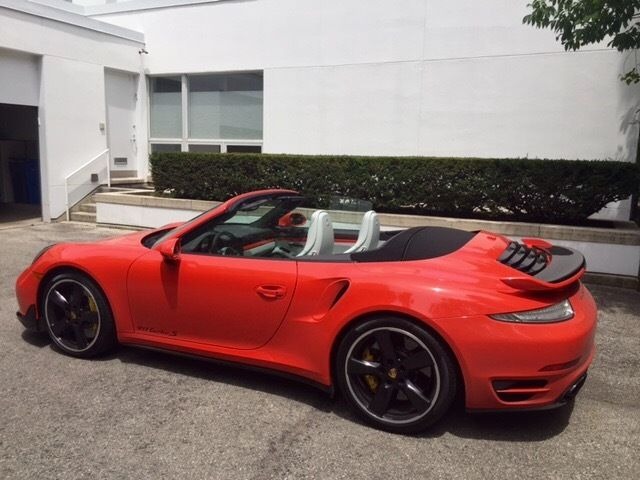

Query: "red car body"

xmin=16 ymin=189 xmax=596 ymax=429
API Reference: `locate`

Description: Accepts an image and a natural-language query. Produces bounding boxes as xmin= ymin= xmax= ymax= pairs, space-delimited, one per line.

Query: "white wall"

xmin=39 ymin=56 xmax=108 ymax=220
xmin=265 ymin=63 xmax=423 ymax=156
xmin=418 ymin=50 xmax=628 ymax=160
xmin=0 ymin=49 xmax=40 ymax=106
xmin=93 ymin=0 xmax=427 ymax=72
xmin=95 ymin=0 xmax=640 ymax=163
xmin=0 ymin=3 xmax=144 ymax=219
xmin=97 ymin=201 xmax=202 ymax=228
xmin=0 ymin=5 xmax=141 ymax=70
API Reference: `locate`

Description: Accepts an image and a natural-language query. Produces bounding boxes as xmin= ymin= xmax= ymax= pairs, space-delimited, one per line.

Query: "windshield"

xmin=177 ymin=195 xmax=309 ymax=257
xmin=221 ymin=196 xmax=303 ymax=226
xmin=151 ymin=195 xmax=304 ymax=248
xmin=150 ymin=208 xmax=212 ymax=248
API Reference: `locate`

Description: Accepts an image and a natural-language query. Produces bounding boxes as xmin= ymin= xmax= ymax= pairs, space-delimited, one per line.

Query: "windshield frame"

xmin=151 ymin=189 xmax=301 ymax=249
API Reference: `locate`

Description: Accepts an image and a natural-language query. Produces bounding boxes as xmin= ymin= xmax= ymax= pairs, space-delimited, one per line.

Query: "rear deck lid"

xmin=498 ymin=240 xmax=586 ymax=291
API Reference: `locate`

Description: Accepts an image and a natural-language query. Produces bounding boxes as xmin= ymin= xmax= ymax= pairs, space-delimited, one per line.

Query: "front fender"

xmin=23 ymin=243 xmax=146 ymax=336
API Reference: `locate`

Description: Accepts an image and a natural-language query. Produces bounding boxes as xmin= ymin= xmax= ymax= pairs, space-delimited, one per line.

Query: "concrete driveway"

xmin=1 ymin=222 xmax=638 ymax=479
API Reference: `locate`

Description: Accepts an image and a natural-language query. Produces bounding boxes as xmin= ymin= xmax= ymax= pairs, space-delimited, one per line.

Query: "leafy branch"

xmin=523 ymin=1 xmax=640 ymax=83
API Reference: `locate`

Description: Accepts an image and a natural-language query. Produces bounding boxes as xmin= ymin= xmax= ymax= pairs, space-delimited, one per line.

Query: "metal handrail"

xmin=64 ymin=148 xmax=110 ymax=221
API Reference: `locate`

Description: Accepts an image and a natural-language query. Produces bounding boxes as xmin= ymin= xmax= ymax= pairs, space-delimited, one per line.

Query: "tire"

xmin=41 ymin=271 xmax=117 ymax=358
xmin=335 ymin=316 xmax=457 ymax=434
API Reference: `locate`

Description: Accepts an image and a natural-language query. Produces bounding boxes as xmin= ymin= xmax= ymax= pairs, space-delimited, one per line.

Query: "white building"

xmin=1 ymin=0 xmax=639 ymax=222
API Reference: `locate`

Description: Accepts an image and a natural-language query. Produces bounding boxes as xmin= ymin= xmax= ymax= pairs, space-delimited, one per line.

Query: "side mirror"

xmin=157 ymin=237 xmax=181 ymax=262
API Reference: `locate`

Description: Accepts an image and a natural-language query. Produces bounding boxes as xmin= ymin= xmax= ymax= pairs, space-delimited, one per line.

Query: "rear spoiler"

xmin=500 ymin=245 xmax=586 ymax=291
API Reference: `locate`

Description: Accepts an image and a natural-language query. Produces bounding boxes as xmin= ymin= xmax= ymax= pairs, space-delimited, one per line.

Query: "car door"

xmin=127 ymin=249 xmax=297 ymax=350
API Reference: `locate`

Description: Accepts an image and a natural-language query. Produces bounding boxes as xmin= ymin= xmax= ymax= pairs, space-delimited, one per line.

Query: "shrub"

xmin=150 ymin=153 xmax=639 ymax=224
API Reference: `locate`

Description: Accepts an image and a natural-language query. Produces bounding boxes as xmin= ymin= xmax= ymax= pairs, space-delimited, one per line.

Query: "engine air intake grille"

xmin=498 ymin=241 xmax=548 ymax=275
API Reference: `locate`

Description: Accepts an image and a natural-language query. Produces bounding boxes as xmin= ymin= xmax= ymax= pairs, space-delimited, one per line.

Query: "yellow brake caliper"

xmin=362 ymin=347 xmax=379 ymax=392
xmin=87 ymin=296 xmax=99 ymax=335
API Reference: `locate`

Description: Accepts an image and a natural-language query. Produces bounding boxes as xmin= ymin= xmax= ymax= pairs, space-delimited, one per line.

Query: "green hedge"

xmin=150 ymin=153 xmax=639 ymax=224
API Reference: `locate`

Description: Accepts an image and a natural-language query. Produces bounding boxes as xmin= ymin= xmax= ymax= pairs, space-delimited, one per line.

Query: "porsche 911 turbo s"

xmin=16 ymin=189 xmax=596 ymax=433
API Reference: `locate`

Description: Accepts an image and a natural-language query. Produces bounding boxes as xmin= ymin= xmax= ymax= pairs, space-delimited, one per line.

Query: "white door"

xmin=105 ymin=70 xmax=138 ymax=174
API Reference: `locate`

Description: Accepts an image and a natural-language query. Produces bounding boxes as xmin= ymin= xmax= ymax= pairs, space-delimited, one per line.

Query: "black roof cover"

xmin=351 ymin=227 xmax=477 ymax=262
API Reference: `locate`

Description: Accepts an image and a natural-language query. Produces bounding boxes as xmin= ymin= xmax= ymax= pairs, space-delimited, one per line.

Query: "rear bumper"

xmin=451 ymin=284 xmax=597 ymax=411
xmin=467 ymin=372 xmax=589 ymax=413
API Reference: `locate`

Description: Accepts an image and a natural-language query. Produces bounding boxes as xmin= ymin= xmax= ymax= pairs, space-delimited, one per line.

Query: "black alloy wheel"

xmin=336 ymin=316 xmax=457 ymax=433
xmin=42 ymin=272 xmax=116 ymax=358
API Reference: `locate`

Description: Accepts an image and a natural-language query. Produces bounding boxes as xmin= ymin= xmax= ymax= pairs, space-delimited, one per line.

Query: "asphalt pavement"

xmin=0 ymin=222 xmax=638 ymax=479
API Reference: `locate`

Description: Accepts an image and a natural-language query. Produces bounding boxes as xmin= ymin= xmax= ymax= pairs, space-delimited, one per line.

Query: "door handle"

xmin=256 ymin=285 xmax=286 ymax=300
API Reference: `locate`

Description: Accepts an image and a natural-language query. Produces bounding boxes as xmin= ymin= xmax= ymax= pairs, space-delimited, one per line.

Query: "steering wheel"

xmin=210 ymin=231 xmax=242 ymax=256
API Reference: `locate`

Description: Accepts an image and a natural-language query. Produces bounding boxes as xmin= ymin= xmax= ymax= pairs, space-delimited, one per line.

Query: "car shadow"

xmin=427 ymin=401 xmax=575 ymax=441
xmin=330 ymin=394 xmax=574 ymax=441
xmin=20 ymin=334 xmax=575 ymax=440
xmin=21 ymin=330 xmax=51 ymax=348
xmin=112 ymin=345 xmax=574 ymax=441
xmin=113 ymin=346 xmax=334 ymax=412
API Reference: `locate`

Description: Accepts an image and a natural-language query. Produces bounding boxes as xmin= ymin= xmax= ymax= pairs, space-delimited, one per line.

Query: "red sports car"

xmin=16 ymin=189 xmax=596 ymax=433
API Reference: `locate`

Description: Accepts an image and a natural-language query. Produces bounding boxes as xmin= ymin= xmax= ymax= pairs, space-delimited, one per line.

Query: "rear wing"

xmin=498 ymin=240 xmax=586 ymax=291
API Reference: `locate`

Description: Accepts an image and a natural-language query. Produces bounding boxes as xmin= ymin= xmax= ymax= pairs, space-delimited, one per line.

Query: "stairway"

xmin=69 ymin=181 xmax=152 ymax=223
xmin=69 ymin=198 xmax=98 ymax=223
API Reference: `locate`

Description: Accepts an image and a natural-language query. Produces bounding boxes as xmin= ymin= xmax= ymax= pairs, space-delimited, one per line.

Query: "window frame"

xmin=147 ymin=72 xmax=264 ymax=154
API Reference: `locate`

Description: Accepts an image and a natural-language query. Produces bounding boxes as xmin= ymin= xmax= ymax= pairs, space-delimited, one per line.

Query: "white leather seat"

xmin=297 ymin=210 xmax=334 ymax=256
xmin=344 ymin=210 xmax=380 ymax=254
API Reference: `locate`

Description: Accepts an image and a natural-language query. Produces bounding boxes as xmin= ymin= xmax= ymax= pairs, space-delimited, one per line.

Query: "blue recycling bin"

xmin=9 ymin=159 xmax=40 ymax=205
xmin=24 ymin=159 xmax=41 ymax=204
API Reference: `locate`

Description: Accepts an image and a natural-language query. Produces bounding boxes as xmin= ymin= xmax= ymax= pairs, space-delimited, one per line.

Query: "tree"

xmin=523 ymin=1 xmax=640 ymax=84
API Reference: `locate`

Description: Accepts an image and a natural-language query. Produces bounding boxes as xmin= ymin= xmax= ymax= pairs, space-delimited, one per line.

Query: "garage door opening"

xmin=0 ymin=103 xmax=41 ymax=224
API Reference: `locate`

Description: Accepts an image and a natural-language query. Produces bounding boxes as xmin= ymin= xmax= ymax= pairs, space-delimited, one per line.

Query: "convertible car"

xmin=16 ymin=189 xmax=596 ymax=433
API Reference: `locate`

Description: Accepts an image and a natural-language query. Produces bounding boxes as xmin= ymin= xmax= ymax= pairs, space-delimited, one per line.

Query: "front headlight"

xmin=32 ymin=244 xmax=56 ymax=264
xmin=490 ymin=299 xmax=574 ymax=323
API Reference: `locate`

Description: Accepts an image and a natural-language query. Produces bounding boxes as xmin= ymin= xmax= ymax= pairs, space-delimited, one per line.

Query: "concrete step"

xmin=65 ymin=184 xmax=152 ymax=223
xmin=110 ymin=177 xmax=147 ymax=186
xmin=100 ymin=186 xmax=149 ymax=192
xmin=79 ymin=203 xmax=96 ymax=214
xmin=69 ymin=211 xmax=96 ymax=223
xmin=110 ymin=169 xmax=138 ymax=179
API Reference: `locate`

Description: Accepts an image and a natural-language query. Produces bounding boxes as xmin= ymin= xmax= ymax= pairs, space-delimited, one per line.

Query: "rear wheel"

xmin=42 ymin=272 xmax=116 ymax=358
xmin=336 ymin=316 xmax=457 ymax=433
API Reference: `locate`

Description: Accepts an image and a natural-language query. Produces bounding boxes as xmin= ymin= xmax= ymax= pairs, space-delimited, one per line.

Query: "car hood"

xmin=95 ymin=230 xmax=153 ymax=247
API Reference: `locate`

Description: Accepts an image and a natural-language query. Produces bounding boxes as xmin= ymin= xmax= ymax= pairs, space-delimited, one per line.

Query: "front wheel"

xmin=335 ymin=316 xmax=457 ymax=434
xmin=41 ymin=272 xmax=117 ymax=358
